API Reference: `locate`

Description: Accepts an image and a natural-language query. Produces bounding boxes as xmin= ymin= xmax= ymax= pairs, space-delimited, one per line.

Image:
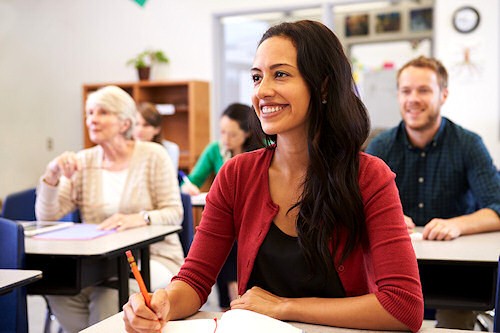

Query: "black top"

xmin=247 ymin=222 xmax=345 ymax=298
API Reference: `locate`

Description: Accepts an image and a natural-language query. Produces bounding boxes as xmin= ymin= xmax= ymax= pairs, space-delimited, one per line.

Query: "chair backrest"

xmin=2 ymin=188 xmax=37 ymax=221
xmin=179 ymin=193 xmax=194 ymax=257
xmin=2 ymin=187 xmax=81 ymax=223
xmin=0 ymin=217 xmax=28 ymax=333
xmin=495 ymin=255 xmax=499 ymax=332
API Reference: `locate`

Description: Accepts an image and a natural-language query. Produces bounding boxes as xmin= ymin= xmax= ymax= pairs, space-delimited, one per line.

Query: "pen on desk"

xmin=125 ymin=250 xmax=162 ymax=333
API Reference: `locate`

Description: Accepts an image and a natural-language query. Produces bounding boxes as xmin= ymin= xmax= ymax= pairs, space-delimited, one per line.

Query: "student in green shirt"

xmin=181 ymin=103 xmax=260 ymax=195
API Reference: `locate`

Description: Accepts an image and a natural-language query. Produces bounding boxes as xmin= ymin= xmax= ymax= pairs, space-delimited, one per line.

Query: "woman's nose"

xmin=255 ymin=77 xmax=275 ymax=99
xmin=86 ymin=114 xmax=97 ymax=124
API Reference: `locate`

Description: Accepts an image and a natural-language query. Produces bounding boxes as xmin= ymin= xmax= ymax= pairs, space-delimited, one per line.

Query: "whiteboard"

xmin=362 ymin=69 xmax=400 ymax=129
xmin=351 ymin=39 xmax=432 ymax=130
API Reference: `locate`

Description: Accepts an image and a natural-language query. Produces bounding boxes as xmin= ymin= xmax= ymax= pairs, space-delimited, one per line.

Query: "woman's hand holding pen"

xmin=43 ymin=151 xmax=81 ymax=185
xmin=123 ymin=290 xmax=170 ymax=333
xmin=230 ymin=286 xmax=285 ymax=320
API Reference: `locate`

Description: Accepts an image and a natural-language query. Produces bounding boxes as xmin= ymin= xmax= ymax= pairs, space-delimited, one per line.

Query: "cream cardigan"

xmin=35 ymin=141 xmax=184 ymax=273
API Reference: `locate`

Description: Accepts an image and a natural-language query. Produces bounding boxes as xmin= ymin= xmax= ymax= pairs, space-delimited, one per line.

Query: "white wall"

xmin=435 ymin=0 xmax=500 ymax=166
xmin=0 ymin=0 xmax=498 ymax=200
xmin=0 ymin=0 xmax=316 ymax=199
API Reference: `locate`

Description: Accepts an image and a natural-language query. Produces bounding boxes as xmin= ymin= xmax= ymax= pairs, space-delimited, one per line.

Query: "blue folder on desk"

xmin=33 ymin=224 xmax=116 ymax=240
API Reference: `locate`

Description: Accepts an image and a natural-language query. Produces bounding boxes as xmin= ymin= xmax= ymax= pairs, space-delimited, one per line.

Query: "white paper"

xmin=156 ymin=104 xmax=175 ymax=115
xmin=163 ymin=309 xmax=303 ymax=333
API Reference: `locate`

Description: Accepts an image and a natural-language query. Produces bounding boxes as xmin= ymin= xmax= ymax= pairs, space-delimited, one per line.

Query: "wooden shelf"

xmin=82 ymin=80 xmax=210 ymax=170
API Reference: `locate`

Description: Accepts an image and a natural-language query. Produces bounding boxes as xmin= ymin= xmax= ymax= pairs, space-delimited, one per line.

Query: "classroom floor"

xmin=27 ymin=287 xmax=222 ymax=332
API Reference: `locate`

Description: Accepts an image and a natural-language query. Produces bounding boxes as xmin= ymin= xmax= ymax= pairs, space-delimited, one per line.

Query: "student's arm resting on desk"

xmin=99 ymin=144 xmax=183 ymax=231
xmin=422 ymin=208 xmax=500 ymax=240
xmin=423 ymin=135 xmax=500 ymax=240
xmin=232 ymin=155 xmax=423 ymax=332
xmin=232 ymin=289 xmax=407 ymax=331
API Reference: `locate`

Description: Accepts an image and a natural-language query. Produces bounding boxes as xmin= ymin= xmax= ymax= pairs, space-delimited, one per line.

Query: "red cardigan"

xmin=174 ymin=147 xmax=423 ymax=332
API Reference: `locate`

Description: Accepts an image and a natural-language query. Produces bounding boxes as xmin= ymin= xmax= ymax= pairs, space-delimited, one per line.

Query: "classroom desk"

xmin=0 ymin=269 xmax=42 ymax=296
xmin=412 ymin=227 xmax=500 ymax=310
xmin=190 ymin=192 xmax=207 ymax=207
xmin=190 ymin=192 xmax=207 ymax=232
xmin=24 ymin=225 xmax=181 ymax=308
xmin=81 ymin=310 xmax=469 ymax=333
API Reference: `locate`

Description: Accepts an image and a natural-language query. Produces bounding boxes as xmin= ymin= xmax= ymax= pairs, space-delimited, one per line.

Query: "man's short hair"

xmin=397 ymin=56 xmax=448 ymax=90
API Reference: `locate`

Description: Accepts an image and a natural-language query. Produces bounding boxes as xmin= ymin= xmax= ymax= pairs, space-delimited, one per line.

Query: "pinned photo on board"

xmin=375 ymin=12 xmax=401 ymax=33
xmin=345 ymin=14 xmax=369 ymax=37
xmin=410 ymin=8 xmax=433 ymax=32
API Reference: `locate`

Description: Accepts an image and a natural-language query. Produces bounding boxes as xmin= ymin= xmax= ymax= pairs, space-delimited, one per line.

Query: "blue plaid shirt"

xmin=366 ymin=117 xmax=500 ymax=226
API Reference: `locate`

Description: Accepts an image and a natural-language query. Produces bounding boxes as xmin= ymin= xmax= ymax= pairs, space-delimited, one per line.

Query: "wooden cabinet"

xmin=82 ymin=81 xmax=210 ymax=170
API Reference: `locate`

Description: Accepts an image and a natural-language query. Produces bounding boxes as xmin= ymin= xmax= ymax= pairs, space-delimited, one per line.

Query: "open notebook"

xmin=165 ymin=309 xmax=303 ymax=333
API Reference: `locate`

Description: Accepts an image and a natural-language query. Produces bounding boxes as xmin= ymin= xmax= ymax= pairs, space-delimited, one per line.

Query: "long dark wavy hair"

xmin=250 ymin=20 xmax=370 ymax=278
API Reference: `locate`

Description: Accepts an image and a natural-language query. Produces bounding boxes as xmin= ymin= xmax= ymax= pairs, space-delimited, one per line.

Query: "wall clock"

xmin=452 ymin=6 xmax=480 ymax=33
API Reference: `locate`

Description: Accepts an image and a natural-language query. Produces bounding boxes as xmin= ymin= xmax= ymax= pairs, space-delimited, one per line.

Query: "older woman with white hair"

xmin=35 ymin=85 xmax=184 ymax=333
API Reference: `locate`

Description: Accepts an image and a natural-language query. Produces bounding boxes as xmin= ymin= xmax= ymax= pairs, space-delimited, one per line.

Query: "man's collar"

xmin=400 ymin=117 xmax=447 ymax=150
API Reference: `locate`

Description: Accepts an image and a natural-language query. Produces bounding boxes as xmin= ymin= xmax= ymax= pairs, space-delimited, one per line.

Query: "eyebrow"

xmin=251 ymin=63 xmax=294 ymax=72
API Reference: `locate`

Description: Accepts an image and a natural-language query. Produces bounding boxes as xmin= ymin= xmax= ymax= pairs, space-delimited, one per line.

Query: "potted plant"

xmin=126 ymin=49 xmax=169 ymax=80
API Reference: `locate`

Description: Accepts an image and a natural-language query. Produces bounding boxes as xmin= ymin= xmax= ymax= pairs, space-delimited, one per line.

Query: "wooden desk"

xmin=0 ymin=269 xmax=42 ymax=296
xmin=24 ymin=225 xmax=181 ymax=307
xmin=81 ymin=310 xmax=469 ymax=333
xmin=412 ymin=227 xmax=500 ymax=310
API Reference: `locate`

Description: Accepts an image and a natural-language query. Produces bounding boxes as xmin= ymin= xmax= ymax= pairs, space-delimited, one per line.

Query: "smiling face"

xmin=86 ymin=105 xmax=129 ymax=145
xmin=251 ymin=36 xmax=311 ymax=138
xmin=133 ymin=113 xmax=160 ymax=142
xmin=397 ymin=66 xmax=448 ymax=133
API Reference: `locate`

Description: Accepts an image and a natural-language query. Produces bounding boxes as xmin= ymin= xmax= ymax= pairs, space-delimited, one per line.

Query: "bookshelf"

xmin=82 ymin=80 xmax=210 ymax=171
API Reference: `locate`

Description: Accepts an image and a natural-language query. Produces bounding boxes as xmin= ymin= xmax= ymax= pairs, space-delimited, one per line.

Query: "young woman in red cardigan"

xmin=123 ymin=20 xmax=424 ymax=333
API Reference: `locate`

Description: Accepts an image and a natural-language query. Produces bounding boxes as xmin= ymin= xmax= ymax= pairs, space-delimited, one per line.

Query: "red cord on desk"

xmin=213 ymin=317 xmax=218 ymax=333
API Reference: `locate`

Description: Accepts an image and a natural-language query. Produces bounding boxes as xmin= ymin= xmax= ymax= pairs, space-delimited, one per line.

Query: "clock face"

xmin=453 ymin=6 xmax=480 ymax=33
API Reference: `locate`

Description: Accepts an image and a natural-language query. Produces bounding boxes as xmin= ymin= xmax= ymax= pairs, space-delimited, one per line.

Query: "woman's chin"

xmin=88 ymin=135 xmax=103 ymax=145
xmin=261 ymin=127 xmax=276 ymax=136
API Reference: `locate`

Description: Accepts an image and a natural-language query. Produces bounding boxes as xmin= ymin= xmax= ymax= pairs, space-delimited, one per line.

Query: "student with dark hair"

xmin=124 ymin=20 xmax=423 ymax=333
xmin=181 ymin=102 xmax=259 ymax=196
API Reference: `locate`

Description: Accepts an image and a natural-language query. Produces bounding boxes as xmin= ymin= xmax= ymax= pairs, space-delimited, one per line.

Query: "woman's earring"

xmin=322 ymin=99 xmax=327 ymax=104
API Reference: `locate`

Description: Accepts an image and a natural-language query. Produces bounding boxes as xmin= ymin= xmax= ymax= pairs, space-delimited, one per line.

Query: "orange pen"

xmin=125 ymin=250 xmax=161 ymax=333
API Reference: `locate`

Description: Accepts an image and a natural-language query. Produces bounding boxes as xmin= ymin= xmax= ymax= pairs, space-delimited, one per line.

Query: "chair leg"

xmin=475 ymin=311 xmax=494 ymax=332
xmin=43 ymin=295 xmax=63 ymax=333
xmin=43 ymin=306 xmax=52 ymax=333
